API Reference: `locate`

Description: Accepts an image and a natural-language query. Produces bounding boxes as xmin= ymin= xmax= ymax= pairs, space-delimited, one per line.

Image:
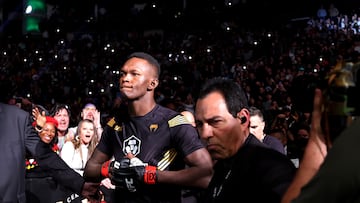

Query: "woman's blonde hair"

xmin=73 ymin=119 xmax=99 ymax=161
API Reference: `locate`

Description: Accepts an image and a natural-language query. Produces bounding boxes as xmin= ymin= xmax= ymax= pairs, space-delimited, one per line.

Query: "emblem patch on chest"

xmin=123 ymin=135 xmax=141 ymax=155
xmin=149 ymin=124 xmax=158 ymax=132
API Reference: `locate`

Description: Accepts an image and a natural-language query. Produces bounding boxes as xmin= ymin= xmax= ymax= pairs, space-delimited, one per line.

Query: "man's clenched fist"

xmin=103 ymin=157 xmax=158 ymax=192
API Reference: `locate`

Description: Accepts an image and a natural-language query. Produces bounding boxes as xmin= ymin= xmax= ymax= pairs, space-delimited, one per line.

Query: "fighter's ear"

xmin=148 ymin=79 xmax=159 ymax=90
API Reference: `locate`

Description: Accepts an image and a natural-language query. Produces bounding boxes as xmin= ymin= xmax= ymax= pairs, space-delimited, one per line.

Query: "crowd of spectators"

xmin=1 ymin=2 xmax=360 ymax=161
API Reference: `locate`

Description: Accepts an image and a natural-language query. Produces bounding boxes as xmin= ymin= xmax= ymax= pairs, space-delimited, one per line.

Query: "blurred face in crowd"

xmin=119 ymin=57 xmax=158 ymax=101
xmin=39 ymin=122 xmax=57 ymax=144
xmin=297 ymin=129 xmax=310 ymax=139
xmin=82 ymin=104 xmax=97 ymax=121
xmin=249 ymin=115 xmax=265 ymax=141
xmin=53 ymin=108 xmax=70 ymax=132
xmin=78 ymin=120 xmax=96 ymax=145
xmin=195 ymin=91 xmax=245 ymax=160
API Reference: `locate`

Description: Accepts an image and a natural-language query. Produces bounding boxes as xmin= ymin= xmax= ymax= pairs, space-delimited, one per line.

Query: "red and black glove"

xmin=130 ymin=164 xmax=157 ymax=185
xmin=101 ymin=158 xmax=157 ymax=192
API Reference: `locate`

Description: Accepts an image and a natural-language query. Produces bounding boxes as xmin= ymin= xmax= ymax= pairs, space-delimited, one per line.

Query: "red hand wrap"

xmin=101 ymin=160 xmax=110 ymax=178
xmin=144 ymin=165 xmax=157 ymax=184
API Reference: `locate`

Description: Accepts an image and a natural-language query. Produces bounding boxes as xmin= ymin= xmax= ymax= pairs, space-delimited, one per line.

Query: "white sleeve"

xmin=60 ymin=141 xmax=75 ymax=167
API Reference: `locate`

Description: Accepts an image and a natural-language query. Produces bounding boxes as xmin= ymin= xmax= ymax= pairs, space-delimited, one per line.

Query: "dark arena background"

xmin=1 ymin=0 xmax=360 ymax=36
xmin=0 ymin=0 xmax=359 ymax=125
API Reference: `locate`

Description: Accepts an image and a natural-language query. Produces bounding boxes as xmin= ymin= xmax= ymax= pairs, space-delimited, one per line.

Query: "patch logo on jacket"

xmin=123 ymin=135 xmax=141 ymax=156
xmin=149 ymin=124 xmax=158 ymax=132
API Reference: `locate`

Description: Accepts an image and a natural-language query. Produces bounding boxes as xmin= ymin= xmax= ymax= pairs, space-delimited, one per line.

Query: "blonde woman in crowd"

xmin=61 ymin=119 xmax=99 ymax=176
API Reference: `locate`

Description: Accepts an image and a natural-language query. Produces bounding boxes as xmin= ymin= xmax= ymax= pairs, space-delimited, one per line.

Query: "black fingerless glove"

xmin=109 ymin=158 xmax=158 ymax=192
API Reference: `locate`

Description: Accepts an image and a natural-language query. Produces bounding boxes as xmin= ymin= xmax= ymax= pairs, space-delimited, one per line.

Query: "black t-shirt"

xmin=97 ymin=104 xmax=205 ymax=202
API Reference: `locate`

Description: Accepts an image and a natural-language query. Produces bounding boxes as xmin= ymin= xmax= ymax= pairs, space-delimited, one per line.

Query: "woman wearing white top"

xmin=61 ymin=119 xmax=99 ymax=176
